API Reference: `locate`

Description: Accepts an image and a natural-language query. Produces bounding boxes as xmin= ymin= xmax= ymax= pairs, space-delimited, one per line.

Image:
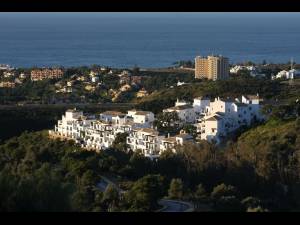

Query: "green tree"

xmin=194 ymin=184 xmax=208 ymax=202
xmin=215 ymin=196 xmax=242 ymax=212
xmin=168 ymin=178 xmax=184 ymax=200
xmin=80 ymin=170 xmax=98 ymax=187
xmin=241 ymin=196 xmax=261 ymax=210
xmin=101 ymin=184 xmax=120 ymax=212
xmin=71 ymin=187 xmax=92 ymax=212
xmin=247 ymin=206 xmax=269 ymax=212
xmin=182 ymin=124 xmax=197 ymax=138
xmin=112 ymin=132 xmax=129 ymax=152
xmin=211 ymin=183 xmax=237 ymax=200
xmin=153 ymin=111 xmax=181 ymax=134
xmin=123 ymin=175 xmax=165 ymax=211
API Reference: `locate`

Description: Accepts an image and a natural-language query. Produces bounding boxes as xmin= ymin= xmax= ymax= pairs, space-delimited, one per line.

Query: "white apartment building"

xmin=163 ymin=99 xmax=196 ymax=124
xmin=91 ymin=76 xmax=99 ymax=83
xmin=272 ymin=69 xmax=300 ymax=80
xmin=100 ymin=111 xmax=127 ymax=124
xmin=126 ymin=128 xmax=162 ymax=158
xmin=195 ymin=94 xmax=263 ymax=144
xmin=50 ymin=107 xmax=197 ymax=158
xmin=160 ymin=133 xmax=194 ymax=153
xmin=200 ymin=113 xmax=227 ymax=143
xmin=83 ymin=121 xmax=133 ymax=151
xmin=230 ymin=65 xmax=265 ymax=77
xmin=127 ymin=109 xmax=155 ymax=127
xmin=193 ymin=96 xmax=211 ymax=116
xmin=230 ymin=65 xmax=256 ymax=74
xmin=52 ymin=109 xmax=95 ymax=140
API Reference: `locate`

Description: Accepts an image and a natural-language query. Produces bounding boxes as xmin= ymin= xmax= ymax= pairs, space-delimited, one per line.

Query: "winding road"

xmin=157 ymin=199 xmax=194 ymax=212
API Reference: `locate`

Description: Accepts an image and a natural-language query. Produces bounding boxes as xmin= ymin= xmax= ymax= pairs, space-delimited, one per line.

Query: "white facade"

xmin=19 ymin=73 xmax=26 ymax=79
xmin=163 ymin=100 xmax=196 ymax=124
xmin=230 ymin=65 xmax=264 ymax=77
xmin=3 ymin=71 xmax=15 ymax=78
xmin=174 ymin=99 xmax=189 ymax=107
xmin=177 ymin=81 xmax=186 ymax=86
xmin=99 ymin=111 xmax=127 ymax=124
xmin=194 ymin=94 xmax=263 ymax=144
xmin=127 ymin=109 xmax=155 ymax=127
xmin=91 ymin=76 xmax=99 ymax=83
xmin=50 ymin=108 xmax=196 ymax=157
xmin=200 ymin=113 xmax=227 ymax=143
xmin=273 ymin=69 xmax=300 ymax=80
xmin=193 ymin=97 xmax=210 ymax=115
xmin=126 ymin=128 xmax=162 ymax=157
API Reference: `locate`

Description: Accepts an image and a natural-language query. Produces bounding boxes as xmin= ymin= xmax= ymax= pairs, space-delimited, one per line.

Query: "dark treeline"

xmin=0 ymin=104 xmax=134 ymax=142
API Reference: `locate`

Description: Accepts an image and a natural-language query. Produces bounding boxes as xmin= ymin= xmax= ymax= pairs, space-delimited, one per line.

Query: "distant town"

xmin=0 ymin=55 xmax=299 ymax=105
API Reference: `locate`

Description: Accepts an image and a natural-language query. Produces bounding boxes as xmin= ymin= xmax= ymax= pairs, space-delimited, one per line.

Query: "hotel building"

xmin=195 ymin=55 xmax=229 ymax=80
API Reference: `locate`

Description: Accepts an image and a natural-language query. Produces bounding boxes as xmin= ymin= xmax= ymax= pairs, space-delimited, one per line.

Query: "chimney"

xmin=167 ymin=133 xmax=170 ymax=138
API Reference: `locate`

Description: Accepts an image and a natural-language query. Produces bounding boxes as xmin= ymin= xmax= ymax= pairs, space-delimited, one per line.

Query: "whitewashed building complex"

xmin=272 ymin=69 xmax=300 ymax=80
xmin=49 ymin=94 xmax=263 ymax=157
xmin=49 ymin=108 xmax=191 ymax=158
xmin=195 ymin=94 xmax=263 ymax=144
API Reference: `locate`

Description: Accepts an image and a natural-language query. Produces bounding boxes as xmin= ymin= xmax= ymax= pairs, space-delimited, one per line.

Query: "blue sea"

xmin=0 ymin=12 xmax=300 ymax=68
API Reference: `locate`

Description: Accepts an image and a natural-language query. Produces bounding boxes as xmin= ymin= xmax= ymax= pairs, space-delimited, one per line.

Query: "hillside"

xmin=236 ymin=118 xmax=300 ymax=185
xmin=136 ymin=76 xmax=284 ymax=113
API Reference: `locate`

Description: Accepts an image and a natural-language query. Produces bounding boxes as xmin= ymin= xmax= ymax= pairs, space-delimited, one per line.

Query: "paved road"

xmin=97 ymin=176 xmax=125 ymax=194
xmin=96 ymin=175 xmax=194 ymax=212
xmin=157 ymin=199 xmax=193 ymax=212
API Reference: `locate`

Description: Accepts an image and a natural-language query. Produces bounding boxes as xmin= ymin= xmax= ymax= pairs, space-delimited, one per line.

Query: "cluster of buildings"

xmin=0 ymin=64 xmax=14 ymax=71
xmin=195 ymin=55 xmax=229 ymax=81
xmin=272 ymin=69 xmax=300 ymax=80
xmin=0 ymin=81 xmax=16 ymax=88
xmin=0 ymin=65 xmax=27 ymax=89
xmin=118 ymin=70 xmax=145 ymax=86
xmin=50 ymin=108 xmax=171 ymax=157
xmin=50 ymin=94 xmax=263 ymax=157
xmin=31 ymin=68 xmax=64 ymax=81
xmin=229 ymin=65 xmax=265 ymax=77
